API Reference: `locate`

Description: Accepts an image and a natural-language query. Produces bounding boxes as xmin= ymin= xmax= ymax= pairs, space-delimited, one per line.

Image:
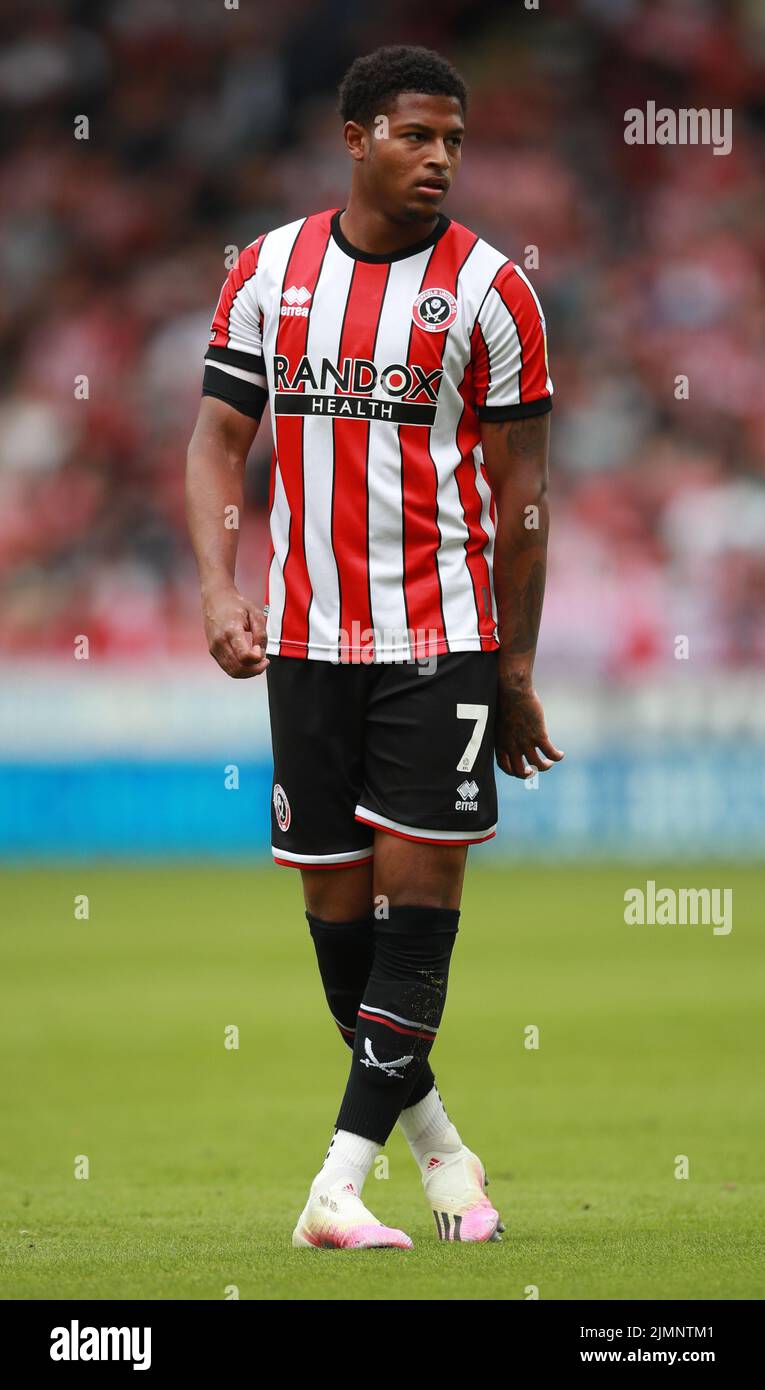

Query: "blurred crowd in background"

xmin=1 ymin=0 xmax=764 ymax=674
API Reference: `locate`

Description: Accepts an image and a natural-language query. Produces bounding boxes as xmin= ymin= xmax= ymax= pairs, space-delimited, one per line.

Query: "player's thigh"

xmin=265 ymin=654 xmax=373 ymax=870
xmin=357 ymin=650 xmax=499 ymax=849
xmin=300 ymin=861 xmax=374 ymax=919
xmin=373 ymin=832 xmax=468 ymax=909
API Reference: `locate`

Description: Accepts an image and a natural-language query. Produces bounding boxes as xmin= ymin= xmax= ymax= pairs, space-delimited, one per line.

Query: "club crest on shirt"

xmin=273 ymin=783 xmax=291 ymax=831
xmin=412 ymin=288 xmax=458 ymax=333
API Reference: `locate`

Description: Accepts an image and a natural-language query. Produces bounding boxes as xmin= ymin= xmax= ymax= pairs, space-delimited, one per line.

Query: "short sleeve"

xmin=202 ymin=237 xmax=268 ymax=420
xmin=471 ymin=262 xmax=553 ymax=421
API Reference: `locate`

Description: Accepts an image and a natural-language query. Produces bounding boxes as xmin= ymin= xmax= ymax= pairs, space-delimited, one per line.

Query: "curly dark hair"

xmin=338 ymin=45 xmax=468 ymax=128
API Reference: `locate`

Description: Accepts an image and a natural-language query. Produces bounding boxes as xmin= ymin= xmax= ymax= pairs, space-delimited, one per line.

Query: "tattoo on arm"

xmin=480 ymin=414 xmax=551 ymax=670
xmin=507 ymin=559 xmax=546 ymax=653
xmin=503 ymin=416 xmax=547 ymax=462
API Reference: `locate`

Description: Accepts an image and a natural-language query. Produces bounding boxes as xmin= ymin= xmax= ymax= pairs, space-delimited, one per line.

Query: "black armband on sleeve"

xmin=476 ymin=395 xmax=552 ymax=422
xmin=201 ymin=345 xmax=268 ymax=421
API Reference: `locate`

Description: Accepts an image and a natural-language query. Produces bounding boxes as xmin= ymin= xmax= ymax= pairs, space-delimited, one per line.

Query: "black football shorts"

xmin=265 ymin=650 xmax=499 ymax=868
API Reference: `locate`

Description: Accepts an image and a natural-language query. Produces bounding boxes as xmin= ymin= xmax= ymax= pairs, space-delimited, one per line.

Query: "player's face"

xmin=360 ymin=93 xmax=465 ymax=222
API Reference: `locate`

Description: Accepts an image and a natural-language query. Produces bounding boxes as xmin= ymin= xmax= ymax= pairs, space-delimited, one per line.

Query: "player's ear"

xmin=343 ymin=120 xmax=368 ymax=160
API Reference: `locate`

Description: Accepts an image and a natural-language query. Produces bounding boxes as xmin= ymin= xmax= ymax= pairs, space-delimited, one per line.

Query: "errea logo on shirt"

xmin=281 ymin=285 xmax=312 ymax=317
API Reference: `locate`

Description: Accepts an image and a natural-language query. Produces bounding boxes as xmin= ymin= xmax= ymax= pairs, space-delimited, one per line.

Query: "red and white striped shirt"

xmin=202 ymin=206 xmax=553 ymax=662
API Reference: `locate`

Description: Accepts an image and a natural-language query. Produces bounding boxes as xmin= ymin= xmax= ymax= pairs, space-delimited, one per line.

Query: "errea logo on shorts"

xmin=281 ymin=285 xmax=312 ymax=317
xmin=455 ymin=779 xmax=479 ymax=811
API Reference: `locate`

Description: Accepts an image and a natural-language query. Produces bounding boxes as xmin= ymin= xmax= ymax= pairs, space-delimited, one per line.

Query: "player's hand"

xmin=495 ymin=678 xmax=564 ymax=779
xmin=201 ymin=583 xmax=269 ymax=678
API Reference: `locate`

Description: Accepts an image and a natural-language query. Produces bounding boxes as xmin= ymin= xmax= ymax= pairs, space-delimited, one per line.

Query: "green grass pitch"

xmin=1 ymin=861 xmax=763 ymax=1301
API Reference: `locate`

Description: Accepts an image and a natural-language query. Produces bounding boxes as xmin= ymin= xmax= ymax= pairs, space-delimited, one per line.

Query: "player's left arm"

xmin=474 ymin=258 xmax=563 ymax=779
xmin=480 ymin=411 xmax=563 ymax=779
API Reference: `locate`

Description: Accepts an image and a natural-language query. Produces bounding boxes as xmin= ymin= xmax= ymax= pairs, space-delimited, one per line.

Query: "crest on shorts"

xmin=412 ymin=288 xmax=458 ymax=333
xmin=273 ymin=783 xmax=291 ymax=831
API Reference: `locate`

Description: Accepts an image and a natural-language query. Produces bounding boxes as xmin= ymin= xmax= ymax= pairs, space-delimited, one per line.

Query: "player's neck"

xmin=338 ymin=197 xmax=440 ymax=258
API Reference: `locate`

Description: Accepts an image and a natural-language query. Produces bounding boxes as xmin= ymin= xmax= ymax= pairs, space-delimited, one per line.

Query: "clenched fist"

xmin=202 ymin=583 xmax=269 ymax=678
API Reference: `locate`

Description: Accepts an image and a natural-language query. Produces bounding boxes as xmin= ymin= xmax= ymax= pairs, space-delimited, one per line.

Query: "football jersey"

xmin=201 ymin=206 xmax=553 ymax=662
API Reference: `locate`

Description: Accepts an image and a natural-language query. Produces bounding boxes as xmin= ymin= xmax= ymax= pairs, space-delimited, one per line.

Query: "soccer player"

xmin=186 ymin=44 xmax=563 ymax=1248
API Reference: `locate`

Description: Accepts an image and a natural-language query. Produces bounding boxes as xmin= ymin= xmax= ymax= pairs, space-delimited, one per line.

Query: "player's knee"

xmin=301 ymin=864 xmax=372 ymax=920
xmin=374 ymin=837 xmax=467 ymax=909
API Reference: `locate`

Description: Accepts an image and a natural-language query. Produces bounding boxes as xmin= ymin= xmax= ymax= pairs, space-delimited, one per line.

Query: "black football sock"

xmin=306 ymin=909 xmax=437 ymax=1107
xmin=306 ymin=910 xmax=375 ymax=1048
xmin=334 ymin=904 xmax=460 ymax=1145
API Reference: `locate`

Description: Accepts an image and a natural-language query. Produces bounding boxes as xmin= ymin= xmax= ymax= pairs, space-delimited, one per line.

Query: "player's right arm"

xmin=186 ymin=239 xmax=270 ymax=679
xmin=185 ymin=395 xmax=267 ymax=678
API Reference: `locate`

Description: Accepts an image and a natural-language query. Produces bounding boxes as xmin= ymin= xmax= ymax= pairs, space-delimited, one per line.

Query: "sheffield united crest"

xmin=412 ymin=288 xmax=458 ymax=333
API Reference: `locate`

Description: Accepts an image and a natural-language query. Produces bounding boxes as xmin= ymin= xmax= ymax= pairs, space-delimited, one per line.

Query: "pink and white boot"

xmin=422 ymin=1145 xmax=504 ymax=1242
xmin=292 ymin=1176 xmax=413 ymax=1250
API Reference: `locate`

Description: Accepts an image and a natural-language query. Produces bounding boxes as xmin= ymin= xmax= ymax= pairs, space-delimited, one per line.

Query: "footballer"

xmin=186 ymin=44 xmax=563 ymax=1248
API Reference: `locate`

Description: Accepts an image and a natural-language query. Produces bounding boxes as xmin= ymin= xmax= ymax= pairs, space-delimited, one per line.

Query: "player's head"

xmin=337 ymin=45 xmax=467 ymax=222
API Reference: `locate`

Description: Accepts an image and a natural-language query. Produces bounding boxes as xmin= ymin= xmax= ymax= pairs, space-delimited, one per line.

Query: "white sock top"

xmin=398 ymin=1085 xmax=462 ymax=1166
xmin=311 ymin=1128 xmax=380 ymax=1196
